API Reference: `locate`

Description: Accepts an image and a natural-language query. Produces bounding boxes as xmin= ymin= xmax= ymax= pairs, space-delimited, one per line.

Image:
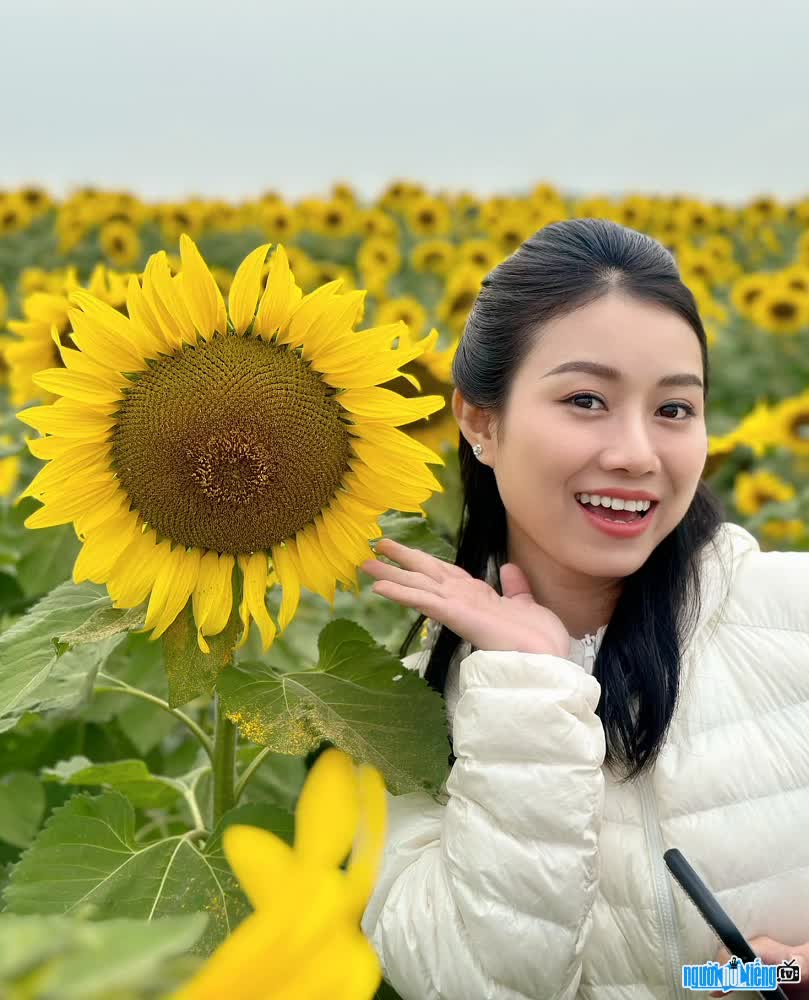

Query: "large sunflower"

xmin=17 ymin=239 xmax=445 ymax=654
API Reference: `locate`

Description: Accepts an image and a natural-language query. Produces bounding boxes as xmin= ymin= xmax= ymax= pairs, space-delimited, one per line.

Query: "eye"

xmin=563 ymin=394 xmax=696 ymax=420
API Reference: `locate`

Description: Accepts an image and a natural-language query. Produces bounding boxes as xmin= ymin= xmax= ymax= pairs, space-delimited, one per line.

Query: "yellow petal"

xmin=237 ymin=551 xmax=277 ymax=651
xmin=271 ymin=927 xmax=382 ymax=1000
xmin=294 ymin=748 xmax=359 ymax=868
xmin=24 ymin=480 xmax=119 ymax=529
xmin=74 ymin=489 xmax=130 ymax=537
xmin=126 ymin=275 xmax=170 ymax=353
xmin=179 ymin=235 xmax=227 ymax=340
xmin=312 ymin=513 xmax=356 ymax=587
xmin=343 ymin=764 xmax=388 ymax=920
xmin=68 ymin=288 xmax=157 ymax=361
xmin=350 ymin=421 xmax=444 ymax=466
xmin=66 ymin=305 xmax=147 ymax=373
xmin=106 ymin=528 xmax=162 ymax=607
xmin=53 ymin=337 xmax=129 ymax=388
xmin=19 ymin=457 xmax=112 ymax=504
xmin=223 ymin=825 xmax=297 ymax=912
xmin=16 ymin=401 xmax=116 ymax=438
xmin=228 ymin=244 xmax=270 ymax=334
xmin=312 ymin=320 xmax=403 ymax=370
xmin=191 ymin=551 xmax=234 ymax=653
xmin=171 ymin=913 xmax=283 ymax=1000
xmin=294 ymin=524 xmax=336 ymax=606
xmin=270 ymin=541 xmax=301 ymax=633
xmin=72 ymin=510 xmax=140 ymax=584
xmin=32 ymin=369 xmax=124 ymax=406
xmin=253 ymin=244 xmax=303 ymax=339
xmin=143 ymin=544 xmax=201 ymax=639
xmin=338 ymin=386 xmax=445 ymax=425
xmin=275 ymin=280 xmax=343 ymax=350
xmin=142 ymin=252 xmax=195 ymax=349
xmin=296 ymin=292 xmax=369 ymax=364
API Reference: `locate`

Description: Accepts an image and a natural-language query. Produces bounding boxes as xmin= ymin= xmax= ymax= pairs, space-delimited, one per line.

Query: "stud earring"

xmin=472 ymin=443 xmax=483 ymax=459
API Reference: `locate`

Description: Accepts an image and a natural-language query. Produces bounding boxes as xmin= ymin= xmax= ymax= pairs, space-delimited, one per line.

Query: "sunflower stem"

xmin=95 ymin=676 xmax=214 ymax=762
xmin=212 ymin=693 xmax=237 ymax=826
xmin=233 ymin=746 xmax=273 ymax=805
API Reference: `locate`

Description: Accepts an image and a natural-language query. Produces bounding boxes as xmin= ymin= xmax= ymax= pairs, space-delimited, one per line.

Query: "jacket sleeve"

xmin=361 ymin=647 xmax=607 ymax=1000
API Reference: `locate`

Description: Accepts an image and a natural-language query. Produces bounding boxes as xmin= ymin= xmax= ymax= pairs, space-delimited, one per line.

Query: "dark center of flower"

xmin=771 ymin=301 xmax=797 ymax=320
xmin=743 ymin=288 xmax=762 ymax=305
xmin=111 ymin=334 xmax=352 ymax=554
xmin=450 ymin=290 xmax=477 ymax=315
xmin=111 ymin=237 xmax=125 ymax=253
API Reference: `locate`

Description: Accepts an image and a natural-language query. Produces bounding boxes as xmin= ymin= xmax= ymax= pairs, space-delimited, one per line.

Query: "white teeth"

xmin=575 ymin=493 xmax=652 ymax=512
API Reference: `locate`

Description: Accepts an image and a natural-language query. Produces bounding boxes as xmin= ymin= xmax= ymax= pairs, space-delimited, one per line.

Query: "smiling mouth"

xmin=575 ymin=498 xmax=658 ymax=523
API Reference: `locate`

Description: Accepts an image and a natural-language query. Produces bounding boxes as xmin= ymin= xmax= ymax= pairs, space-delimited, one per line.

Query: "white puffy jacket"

xmin=361 ymin=522 xmax=809 ymax=999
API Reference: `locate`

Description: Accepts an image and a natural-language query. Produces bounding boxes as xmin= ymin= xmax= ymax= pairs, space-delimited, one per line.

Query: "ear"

xmin=452 ymin=388 xmax=498 ymax=465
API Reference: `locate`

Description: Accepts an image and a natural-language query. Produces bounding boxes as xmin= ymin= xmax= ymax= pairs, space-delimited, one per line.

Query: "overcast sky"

xmin=3 ymin=0 xmax=809 ymax=205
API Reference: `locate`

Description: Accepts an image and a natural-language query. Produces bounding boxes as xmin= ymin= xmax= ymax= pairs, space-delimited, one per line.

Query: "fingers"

xmin=371 ymin=538 xmax=463 ymax=581
xmin=360 ymin=558 xmax=444 ymax=597
xmin=369 ymin=579 xmax=448 ymax=620
xmin=499 ymin=562 xmax=534 ymax=601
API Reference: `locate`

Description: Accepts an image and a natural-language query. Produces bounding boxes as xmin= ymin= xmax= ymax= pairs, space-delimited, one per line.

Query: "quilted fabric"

xmin=361 ymin=522 xmax=809 ymax=999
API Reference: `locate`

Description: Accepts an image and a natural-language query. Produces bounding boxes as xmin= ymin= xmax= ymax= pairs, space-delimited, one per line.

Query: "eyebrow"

xmin=542 ymin=360 xmax=704 ymax=390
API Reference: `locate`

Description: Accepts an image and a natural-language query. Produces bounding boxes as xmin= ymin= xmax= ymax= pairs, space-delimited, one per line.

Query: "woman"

xmin=359 ymin=219 xmax=809 ymax=999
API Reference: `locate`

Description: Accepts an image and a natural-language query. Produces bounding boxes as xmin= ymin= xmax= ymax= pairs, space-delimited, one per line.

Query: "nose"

xmin=599 ymin=413 xmax=662 ymax=477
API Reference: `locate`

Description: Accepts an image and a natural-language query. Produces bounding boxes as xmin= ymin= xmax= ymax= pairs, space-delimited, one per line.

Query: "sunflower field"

xmin=0 ymin=179 xmax=806 ymax=999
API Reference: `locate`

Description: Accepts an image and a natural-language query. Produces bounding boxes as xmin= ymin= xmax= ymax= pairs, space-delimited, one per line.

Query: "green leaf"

xmin=0 ymin=772 xmax=45 ymax=848
xmin=377 ymin=510 xmax=455 ymax=561
xmin=58 ymin=602 xmax=146 ymax=647
xmin=162 ymin=601 xmax=242 ymax=709
xmin=42 ymin=756 xmax=182 ymax=810
xmin=0 ymin=912 xmax=206 ymax=998
xmin=374 ymin=981 xmax=405 ymax=1000
xmin=217 ymin=619 xmax=450 ymax=795
xmin=235 ymin=746 xmax=307 ymax=811
xmin=206 ymin=801 xmax=295 ymax=853
xmin=0 ymin=582 xmax=138 ymax=734
xmin=16 ymin=522 xmax=82 ymax=599
xmin=3 ymin=791 xmax=249 ymax=956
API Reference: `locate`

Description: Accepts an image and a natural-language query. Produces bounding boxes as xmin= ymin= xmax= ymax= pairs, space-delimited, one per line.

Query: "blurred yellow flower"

xmin=378 ymin=179 xmax=425 ymax=213
xmin=406 ymin=195 xmax=452 ymax=238
xmin=437 ymin=264 xmax=485 ymax=335
xmin=0 ymin=284 xmax=7 ymax=329
xmin=100 ymin=220 xmax=141 ymax=268
xmin=376 ymin=296 xmax=428 ymax=338
xmin=261 ymin=201 xmax=299 ymax=242
xmin=457 ymin=239 xmax=503 ymax=272
xmin=0 ymin=194 xmax=35 ymax=236
xmin=761 ymin=519 xmax=807 ymax=545
xmin=6 ymin=265 xmax=129 ymax=407
xmin=750 ymin=285 xmax=809 ymax=335
xmin=730 ymin=273 xmax=770 ymax=318
xmin=769 ymin=390 xmax=809 ymax=457
xmin=311 ymin=198 xmax=358 ymax=239
xmin=733 ymin=468 xmax=796 ymax=517
xmin=358 ymin=208 xmax=398 ymax=241
xmin=411 ymin=239 xmax=456 ymax=277
xmin=173 ymin=748 xmax=387 ymax=1000
xmin=357 ymin=237 xmax=401 ymax=277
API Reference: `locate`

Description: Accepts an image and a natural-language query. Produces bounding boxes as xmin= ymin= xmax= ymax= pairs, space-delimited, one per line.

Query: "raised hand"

xmin=359 ymin=538 xmax=571 ymax=658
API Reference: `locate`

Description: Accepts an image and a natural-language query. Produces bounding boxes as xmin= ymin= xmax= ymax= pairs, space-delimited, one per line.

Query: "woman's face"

xmin=456 ymin=292 xmax=709 ymax=586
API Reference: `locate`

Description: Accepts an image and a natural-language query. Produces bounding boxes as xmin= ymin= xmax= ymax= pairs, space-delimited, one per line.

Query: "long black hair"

xmin=399 ymin=218 xmax=727 ymax=784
